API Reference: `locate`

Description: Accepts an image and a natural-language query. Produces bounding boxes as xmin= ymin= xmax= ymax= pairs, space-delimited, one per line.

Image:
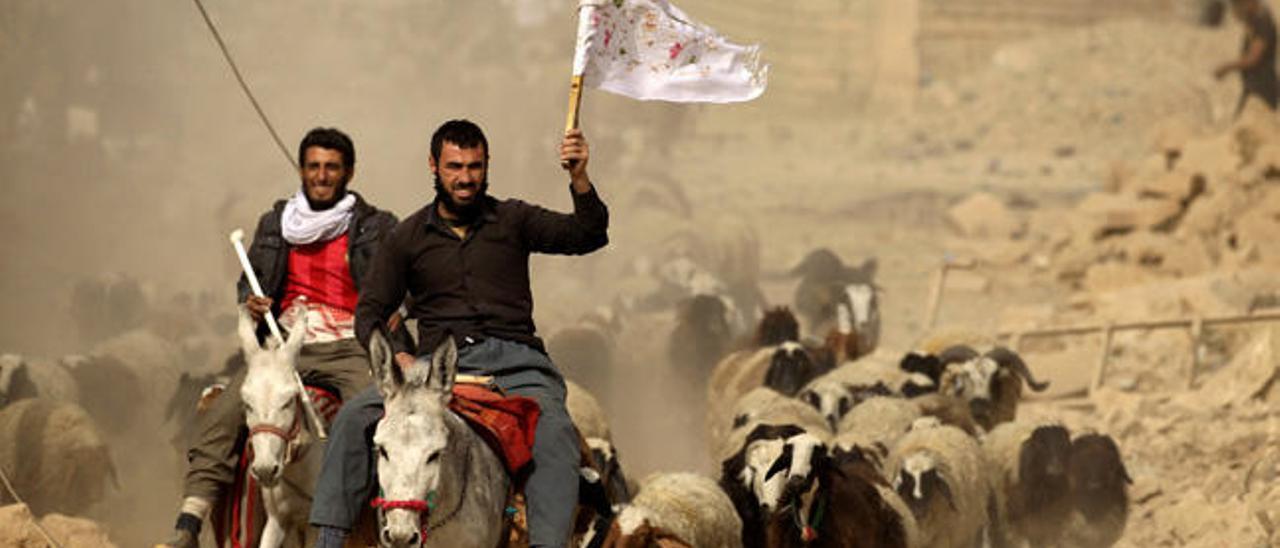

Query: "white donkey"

xmin=367 ymin=330 xmax=511 ymax=548
xmin=237 ymin=306 xmax=322 ymax=547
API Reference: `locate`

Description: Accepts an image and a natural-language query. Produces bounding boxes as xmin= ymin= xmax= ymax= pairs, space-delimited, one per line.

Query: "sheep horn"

xmin=937 ymin=345 xmax=979 ymax=366
xmin=986 ymin=346 xmax=1050 ymax=392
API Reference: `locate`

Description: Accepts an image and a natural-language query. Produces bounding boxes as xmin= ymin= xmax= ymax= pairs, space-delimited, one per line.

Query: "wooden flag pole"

xmin=565 ymin=74 xmax=584 ymax=133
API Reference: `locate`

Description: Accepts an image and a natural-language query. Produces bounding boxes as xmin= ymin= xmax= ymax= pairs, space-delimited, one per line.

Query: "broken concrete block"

xmin=1076 ymin=192 xmax=1181 ymax=238
xmin=947 ymin=192 xmax=1026 ymax=239
xmin=1083 ymin=262 xmax=1156 ymax=292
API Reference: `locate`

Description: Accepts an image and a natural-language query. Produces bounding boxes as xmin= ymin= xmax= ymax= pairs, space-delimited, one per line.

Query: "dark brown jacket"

xmin=355 ymin=186 xmax=608 ymax=354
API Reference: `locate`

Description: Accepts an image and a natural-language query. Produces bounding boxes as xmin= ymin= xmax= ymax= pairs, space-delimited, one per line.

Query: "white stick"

xmin=230 ymin=229 xmax=284 ymax=344
xmin=229 ymin=228 xmax=328 ymax=439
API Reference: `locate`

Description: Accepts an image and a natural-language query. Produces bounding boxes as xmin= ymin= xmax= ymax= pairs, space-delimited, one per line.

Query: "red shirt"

xmin=281 ymin=234 xmax=358 ymax=315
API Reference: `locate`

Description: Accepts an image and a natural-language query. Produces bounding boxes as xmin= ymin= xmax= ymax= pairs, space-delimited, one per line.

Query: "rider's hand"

xmin=394 ymin=352 xmax=416 ymax=371
xmin=245 ymin=295 xmax=273 ymax=323
xmin=560 ymin=129 xmax=591 ymax=190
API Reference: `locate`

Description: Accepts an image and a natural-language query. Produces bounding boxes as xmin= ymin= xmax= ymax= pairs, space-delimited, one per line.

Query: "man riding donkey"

xmin=160 ymin=127 xmax=410 ymax=548
xmin=309 ymin=119 xmax=608 ymax=548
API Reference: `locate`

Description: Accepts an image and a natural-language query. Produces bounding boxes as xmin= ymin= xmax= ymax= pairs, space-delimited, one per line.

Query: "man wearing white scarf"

xmin=160 ymin=127 xmax=408 ymax=548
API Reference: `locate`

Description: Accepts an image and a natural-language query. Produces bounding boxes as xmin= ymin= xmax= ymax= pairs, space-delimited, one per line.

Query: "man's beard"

xmin=434 ymin=175 xmax=489 ymax=220
xmin=302 ymin=180 xmax=349 ymax=211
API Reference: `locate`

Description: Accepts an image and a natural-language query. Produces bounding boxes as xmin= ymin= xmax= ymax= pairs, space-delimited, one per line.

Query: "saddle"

xmin=448 ymin=381 xmax=541 ymax=476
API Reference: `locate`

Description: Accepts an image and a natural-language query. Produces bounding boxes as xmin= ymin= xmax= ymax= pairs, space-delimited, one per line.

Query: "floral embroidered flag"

xmin=571 ymin=0 xmax=768 ymax=103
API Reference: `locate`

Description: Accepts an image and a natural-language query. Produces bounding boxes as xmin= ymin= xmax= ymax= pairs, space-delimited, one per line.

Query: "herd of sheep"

xmin=560 ymin=248 xmax=1136 ymax=548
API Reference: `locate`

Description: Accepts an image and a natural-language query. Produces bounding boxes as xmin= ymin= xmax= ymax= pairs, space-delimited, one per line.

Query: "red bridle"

xmin=371 ymin=495 xmax=434 ymax=543
xmin=247 ymin=395 xmax=304 ymax=463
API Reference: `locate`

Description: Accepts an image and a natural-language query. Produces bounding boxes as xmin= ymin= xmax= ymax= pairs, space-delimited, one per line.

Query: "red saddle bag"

xmin=448 ymin=383 xmax=541 ymax=474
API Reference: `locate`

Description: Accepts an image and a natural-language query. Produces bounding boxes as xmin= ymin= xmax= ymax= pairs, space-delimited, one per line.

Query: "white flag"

xmin=572 ymin=0 xmax=768 ymax=103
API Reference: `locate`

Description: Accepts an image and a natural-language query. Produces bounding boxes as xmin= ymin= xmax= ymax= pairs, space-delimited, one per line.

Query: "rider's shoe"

xmin=154 ymin=528 xmax=198 ymax=548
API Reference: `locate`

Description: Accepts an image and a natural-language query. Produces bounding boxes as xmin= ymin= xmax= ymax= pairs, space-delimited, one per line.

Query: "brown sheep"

xmin=0 ymin=399 xmax=116 ymax=516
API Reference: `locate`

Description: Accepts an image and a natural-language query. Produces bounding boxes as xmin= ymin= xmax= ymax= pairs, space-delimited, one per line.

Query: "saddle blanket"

xmin=449 ymin=383 xmax=541 ymax=475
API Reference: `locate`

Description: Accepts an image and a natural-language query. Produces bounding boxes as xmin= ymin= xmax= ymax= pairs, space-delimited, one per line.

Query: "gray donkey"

xmin=367 ymin=330 xmax=511 ymax=547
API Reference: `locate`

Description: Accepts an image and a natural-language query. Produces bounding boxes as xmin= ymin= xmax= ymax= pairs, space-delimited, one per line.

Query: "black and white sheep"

xmin=720 ymin=424 xmax=826 ymax=548
xmin=762 ymin=342 xmax=824 ymax=397
xmin=798 ymin=375 xmax=895 ymax=430
xmin=762 ymin=444 xmax=920 ymax=548
xmin=982 ymin=419 xmax=1074 ymax=548
xmin=938 ymin=346 xmax=1049 ymax=431
xmin=886 ymin=421 xmax=992 ymax=548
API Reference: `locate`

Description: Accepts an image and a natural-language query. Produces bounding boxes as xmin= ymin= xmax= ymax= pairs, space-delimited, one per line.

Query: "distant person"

xmin=1215 ymin=0 xmax=1279 ymax=116
xmin=158 ymin=127 xmax=405 ymax=548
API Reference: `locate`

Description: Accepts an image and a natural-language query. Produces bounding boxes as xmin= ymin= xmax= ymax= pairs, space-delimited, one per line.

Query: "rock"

xmin=1083 ymin=262 xmax=1155 ymax=292
xmin=1174 ymin=132 xmax=1240 ymax=178
xmin=944 ymin=269 xmax=991 ymax=293
xmin=946 ymin=192 xmax=1026 ymax=239
xmin=1074 ymin=192 xmax=1181 ymax=238
xmin=1200 ymin=326 xmax=1280 ymax=407
xmin=1115 ymin=232 xmax=1214 ymax=277
xmin=1132 ymin=171 xmax=1205 ymax=203
xmin=0 ymin=504 xmax=116 ymax=548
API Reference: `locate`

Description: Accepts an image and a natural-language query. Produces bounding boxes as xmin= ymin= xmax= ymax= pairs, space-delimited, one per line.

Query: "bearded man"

xmin=309 ymin=119 xmax=608 ymax=548
xmin=160 ymin=127 xmax=405 ymax=548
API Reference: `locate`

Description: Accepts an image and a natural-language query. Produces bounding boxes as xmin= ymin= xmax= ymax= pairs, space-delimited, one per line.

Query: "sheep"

xmin=585 ymin=472 xmax=743 ymax=548
xmin=586 ymin=436 xmax=633 ymax=507
xmin=1058 ymin=433 xmax=1131 ymax=548
xmin=886 ymin=422 xmax=992 ymax=548
xmin=788 ymin=248 xmax=877 ymax=333
xmin=911 ymin=393 xmax=983 ymax=437
xmin=719 ymin=424 xmax=826 ymax=548
xmin=669 ymin=294 xmax=736 ymax=379
xmin=0 ymin=399 xmax=116 ymax=516
xmin=712 ymin=387 xmax=830 ymax=463
xmin=707 ymin=308 xmax=802 ymax=418
xmin=548 ymin=321 xmax=616 ymax=399
xmin=833 ymin=396 xmax=922 ymax=460
xmin=567 ymin=378 xmax=612 ymax=441
xmin=0 ymin=354 xmax=79 ymax=406
xmin=982 ymin=419 xmax=1073 ymax=548
xmin=797 ymin=375 xmax=894 ymax=430
xmin=762 ymin=444 xmax=920 ymax=548
xmin=762 ymin=342 xmax=823 ymax=397
xmin=938 ymin=347 xmax=1049 ymax=431
xmin=707 ymin=346 xmax=777 ymax=427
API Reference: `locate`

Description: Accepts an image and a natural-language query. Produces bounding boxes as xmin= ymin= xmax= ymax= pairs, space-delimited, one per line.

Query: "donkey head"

xmin=369 ymin=329 xmax=457 ymax=548
xmin=237 ymin=305 xmax=307 ymax=487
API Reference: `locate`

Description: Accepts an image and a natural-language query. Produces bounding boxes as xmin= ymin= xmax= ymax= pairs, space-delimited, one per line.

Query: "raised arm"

xmin=521 ymin=129 xmax=610 ymax=254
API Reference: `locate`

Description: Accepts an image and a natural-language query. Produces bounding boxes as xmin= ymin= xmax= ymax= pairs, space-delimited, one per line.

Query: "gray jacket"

xmin=237 ymin=191 xmax=398 ymax=316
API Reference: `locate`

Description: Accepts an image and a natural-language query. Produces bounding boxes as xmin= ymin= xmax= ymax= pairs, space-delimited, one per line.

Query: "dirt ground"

xmin=2 ymin=3 xmax=1278 ymax=546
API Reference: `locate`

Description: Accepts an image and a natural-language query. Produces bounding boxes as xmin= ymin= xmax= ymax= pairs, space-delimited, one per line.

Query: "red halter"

xmin=247 ymin=396 xmax=305 ymax=463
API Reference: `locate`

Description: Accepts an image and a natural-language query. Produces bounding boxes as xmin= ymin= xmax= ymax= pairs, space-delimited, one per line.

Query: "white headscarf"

xmin=281 ymin=190 xmax=357 ymax=245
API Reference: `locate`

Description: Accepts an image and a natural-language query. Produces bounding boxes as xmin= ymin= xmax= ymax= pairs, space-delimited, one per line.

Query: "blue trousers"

xmin=309 ymin=338 xmax=579 ymax=547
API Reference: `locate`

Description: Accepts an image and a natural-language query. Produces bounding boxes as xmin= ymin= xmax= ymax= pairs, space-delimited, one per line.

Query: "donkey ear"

xmin=369 ymin=327 xmax=403 ymax=398
xmin=430 ymin=335 xmax=458 ymax=397
xmin=282 ymin=308 xmax=307 ymax=357
xmin=237 ymin=306 xmax=262 ymax=359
